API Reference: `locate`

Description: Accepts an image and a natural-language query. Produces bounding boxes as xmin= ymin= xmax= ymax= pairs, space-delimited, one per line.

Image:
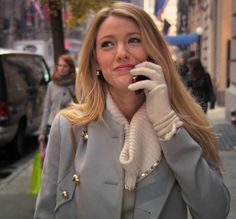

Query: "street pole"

xmin=195 ymin=27 xmax=203 ymax=59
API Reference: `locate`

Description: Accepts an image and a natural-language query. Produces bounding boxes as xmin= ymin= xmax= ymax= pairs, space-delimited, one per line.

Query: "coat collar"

xmin=101 ymin=111 xmax=176 ymax=217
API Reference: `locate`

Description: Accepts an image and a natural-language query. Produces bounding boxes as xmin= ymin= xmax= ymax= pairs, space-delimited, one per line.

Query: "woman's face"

xmin=96 ymin=16 xmax=148 ymax=95
xmin=57 ymin=58 xmax=71 ymax=76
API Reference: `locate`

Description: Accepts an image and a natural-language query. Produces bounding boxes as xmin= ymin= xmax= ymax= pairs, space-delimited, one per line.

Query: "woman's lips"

xmin=113 ymin=64 xmax=134 ymax=71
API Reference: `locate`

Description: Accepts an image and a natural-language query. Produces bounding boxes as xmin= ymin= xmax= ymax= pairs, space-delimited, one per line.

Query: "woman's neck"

xmin=109 ymin=90 xmax=145 ymax=122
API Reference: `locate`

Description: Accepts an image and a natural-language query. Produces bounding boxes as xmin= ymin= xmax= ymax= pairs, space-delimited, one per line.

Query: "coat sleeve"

xmin=161 ymin=128 xmax=230 ymax=219
xmin=39 ymin=82 xmax=53 ymax=134
xmin=205 ymin=73 xmax=215 ymax=109
xmin=34 ymin=114 xmax=62 ymax=219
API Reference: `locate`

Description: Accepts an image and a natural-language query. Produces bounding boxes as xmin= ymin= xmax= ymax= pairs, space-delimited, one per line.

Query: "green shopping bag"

xmin=29 ymin=149 xmax=42 ymax=195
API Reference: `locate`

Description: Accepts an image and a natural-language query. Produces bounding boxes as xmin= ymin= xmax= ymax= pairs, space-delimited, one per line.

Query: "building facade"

xmin=177 ymin=0 xmax=232 ymax=120
xmin=0 ymin=0 xmax=51 ymax=48
xmin=225 ymin=0 xmax=236 ymax=120
xmin=177 ymin=0 xmax=189 ymax=34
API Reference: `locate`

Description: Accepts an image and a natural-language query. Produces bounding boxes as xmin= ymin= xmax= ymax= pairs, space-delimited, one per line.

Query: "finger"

xmin=134 ymin=62 xmax=165 ymax=83
xmin=130 ymin=67 xmax=163 ymax=81
xmin=130 ymin=67 xmax=156 ymax=79
xmin=128 ymin=80 xmax=156 ymax=91
xmin=135 ymin=61 xmax=162 ymax=72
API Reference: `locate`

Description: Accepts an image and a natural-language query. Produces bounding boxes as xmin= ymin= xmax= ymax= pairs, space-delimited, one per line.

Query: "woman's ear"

xmin=96 ymin=62 xmax=101 ymax=70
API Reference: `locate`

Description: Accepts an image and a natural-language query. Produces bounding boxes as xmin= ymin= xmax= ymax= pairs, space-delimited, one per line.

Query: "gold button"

xmin=72 ymin=174 xmax=80 ymax=183
xmin=81 ymin=130 xmax=88 ymax=141
xmin=61 ymin=191 xmax=69 ymax=199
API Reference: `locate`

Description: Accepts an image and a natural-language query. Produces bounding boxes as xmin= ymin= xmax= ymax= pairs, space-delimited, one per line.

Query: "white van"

xmin=14 ymin=40 xmax=54 ymax=73
xmin=0 ymin=48 xmax=51 ymax=158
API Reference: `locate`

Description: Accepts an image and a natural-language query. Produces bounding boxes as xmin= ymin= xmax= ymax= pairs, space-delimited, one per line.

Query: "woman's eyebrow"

xmin=97 ymin=35 xmax=114 ymax=41
xmin=97 ymin=32 xmax=141 ymax=41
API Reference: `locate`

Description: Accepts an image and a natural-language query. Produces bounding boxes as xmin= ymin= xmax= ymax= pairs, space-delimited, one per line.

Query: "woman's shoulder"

xmin=203 ymin=72 xmax=212 ymax=80
xmin=51 ymin=112 xmax=70 ymax=130
xmin=48 ymin=80 xmax=54 ymax=85
xmin=53 ymin=108 xmax=84 ymax=126
xmin=47 ymin=80 xmax=57 ymax=88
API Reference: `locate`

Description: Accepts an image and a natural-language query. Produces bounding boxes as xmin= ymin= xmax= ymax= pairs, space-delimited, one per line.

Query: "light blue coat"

xmin=39 ymin=81 xmax=75 ymax=134
xmin=34 ymin=111 xmax=230 ymax=219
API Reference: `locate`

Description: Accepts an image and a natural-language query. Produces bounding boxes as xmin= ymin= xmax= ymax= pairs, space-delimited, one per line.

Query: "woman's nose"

xmin=116 ymin=43 xmax=129 ymax=61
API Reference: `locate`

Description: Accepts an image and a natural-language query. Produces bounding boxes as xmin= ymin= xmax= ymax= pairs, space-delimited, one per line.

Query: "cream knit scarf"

xmin=106 ymin=93 xmax=162 ymax=191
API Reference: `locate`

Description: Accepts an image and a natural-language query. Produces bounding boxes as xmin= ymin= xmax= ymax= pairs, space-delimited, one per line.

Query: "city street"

xmin=0 ymin=138 xmax=37 ymax=219
xmin=0 ymin=106 xmax=235 ymax=219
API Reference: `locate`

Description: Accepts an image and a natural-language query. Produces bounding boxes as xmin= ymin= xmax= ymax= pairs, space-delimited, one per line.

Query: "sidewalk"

xmin=208 ymin=106 xmax=236 ymax=219
xmin=0 ymin=159 xmax=36 ymax=219
xmin=0 ymin=106 xmax=235 ymax=219
xmin=220 ymin=149 xmax=236 ymax=218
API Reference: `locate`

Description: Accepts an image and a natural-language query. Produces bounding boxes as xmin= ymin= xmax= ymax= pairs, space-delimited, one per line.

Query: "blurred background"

xmin=0 ymin=0 xmax=234 ymax=120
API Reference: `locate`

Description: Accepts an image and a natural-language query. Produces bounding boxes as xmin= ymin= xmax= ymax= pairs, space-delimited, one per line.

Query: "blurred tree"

xmin=40 ymin=0 xmax=114 ymax=64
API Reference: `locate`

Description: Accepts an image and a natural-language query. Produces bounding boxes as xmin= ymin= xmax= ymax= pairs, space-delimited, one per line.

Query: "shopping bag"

xmin=29 ymin=149 xmax=42 ymax=195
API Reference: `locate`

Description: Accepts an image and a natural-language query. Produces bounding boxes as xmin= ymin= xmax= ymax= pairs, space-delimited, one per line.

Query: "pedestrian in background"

xmin=177 ymin=55 xmax=189 ymax=85
xmin=186 ymin=56 xmax=216 ymax=113
xmin=34 ymin=2 xmax=230 ymax=219
xmin=38 ymin=54 xmax=76 ymax=148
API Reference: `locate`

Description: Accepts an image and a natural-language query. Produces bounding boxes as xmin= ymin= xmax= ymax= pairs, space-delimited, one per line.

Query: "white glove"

xmin=128 ymin=62 xmax=182 ymax=140
xmin=128 ymin=61 xmax=172 ymax=124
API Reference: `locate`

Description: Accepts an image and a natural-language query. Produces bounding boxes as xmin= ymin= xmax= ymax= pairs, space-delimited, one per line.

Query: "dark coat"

xmin=178 ymin=64 xmax=189 ymax=84
xmin=186 ymin=71 xmax=215 ymax=113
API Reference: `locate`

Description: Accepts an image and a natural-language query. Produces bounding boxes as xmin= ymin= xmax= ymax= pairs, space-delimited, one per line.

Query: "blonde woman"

xmin=34 ymin=2 xmax=230 ymax=219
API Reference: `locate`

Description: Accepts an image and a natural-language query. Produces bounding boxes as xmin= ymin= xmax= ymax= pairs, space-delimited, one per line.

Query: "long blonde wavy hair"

xmin=62 ymin=2 xmax=221 ymax=166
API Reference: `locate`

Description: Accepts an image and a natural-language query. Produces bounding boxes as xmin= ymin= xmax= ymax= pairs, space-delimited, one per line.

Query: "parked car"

xmin=0 ymin=48 xmax=50 ymax=157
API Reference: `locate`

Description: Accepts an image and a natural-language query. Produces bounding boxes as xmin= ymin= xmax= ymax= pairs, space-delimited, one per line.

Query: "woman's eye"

xmin=101 ymin=41 xmax=113 ymax=48
xmin=129 ymin=37 xmax=141 ymax=44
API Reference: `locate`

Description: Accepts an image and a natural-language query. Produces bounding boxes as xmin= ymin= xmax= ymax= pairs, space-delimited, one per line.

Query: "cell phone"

xmin=132 ymin=75 xmax=148 ymax=94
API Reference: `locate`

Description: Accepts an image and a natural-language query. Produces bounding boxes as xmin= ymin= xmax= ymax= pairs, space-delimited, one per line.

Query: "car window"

xmin=2 ymin=54 xmax=50 ymax=102
xmin=35 ymin=57 xmax=50 ymax=83
xmin=2 ymin=54 xmax=50 ymax=87
xmin=2 ymin=56 xmax=28 ymax=103
xmin=0 ymin=58 xmax=4 ymax=100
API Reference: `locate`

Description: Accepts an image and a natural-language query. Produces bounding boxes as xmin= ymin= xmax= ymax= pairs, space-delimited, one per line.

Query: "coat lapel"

xmin=135 ymin=159 xmax=176 ymax=219
xmin=100 ymin=113 xmax=175 ymax=219
xmin=74 ymin=111 xmax=126 ymax=219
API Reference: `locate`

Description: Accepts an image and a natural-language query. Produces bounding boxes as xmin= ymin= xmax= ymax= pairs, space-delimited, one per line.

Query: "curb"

xmin=0 ymin=152 xmax=34 ymax=192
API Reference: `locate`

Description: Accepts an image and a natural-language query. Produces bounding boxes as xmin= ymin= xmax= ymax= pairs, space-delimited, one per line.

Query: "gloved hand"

xmin=128 ymin=61 xmax=172 ymax=126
